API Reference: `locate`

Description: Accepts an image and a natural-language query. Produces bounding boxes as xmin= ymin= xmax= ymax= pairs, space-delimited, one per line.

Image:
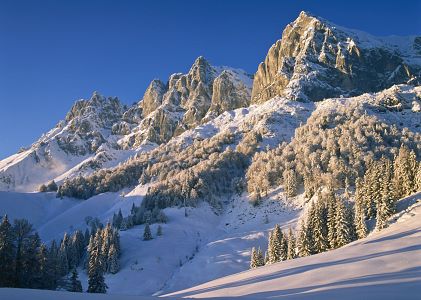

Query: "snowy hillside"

xmin=1 ymin=192 xmax=420 ymax=300
xmin=167 ymin=193 xmax=421 ymax=300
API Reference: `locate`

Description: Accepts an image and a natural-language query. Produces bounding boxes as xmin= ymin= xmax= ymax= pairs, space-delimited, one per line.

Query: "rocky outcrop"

xmin=251 ymin=11 xmax=421 ymax=103
xmin=120 ymin=57 xmax=253 ymax=147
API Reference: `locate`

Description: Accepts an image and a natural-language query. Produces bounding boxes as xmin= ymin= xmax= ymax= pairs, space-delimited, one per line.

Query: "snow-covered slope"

xmin=166 ymin=193 xmax=421 ymax=300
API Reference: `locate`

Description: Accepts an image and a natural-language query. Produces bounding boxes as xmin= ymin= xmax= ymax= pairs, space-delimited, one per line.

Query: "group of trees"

xmin=111 ymin=204 xmax=168 ymax=231
xmin=246 ymin=102 xmax=420 ymax=202
xmin=250 ymin=145 xmax=420 ymax=269
xmin=0 ymin=215 xmax=121 ymax=294
xmin=38 ymin=180 xmax=58 ymax=192
xmin=0 ymin=216 xmax=85 ymax=290
xmin=87 ymin=223 xmax=121 ymax=293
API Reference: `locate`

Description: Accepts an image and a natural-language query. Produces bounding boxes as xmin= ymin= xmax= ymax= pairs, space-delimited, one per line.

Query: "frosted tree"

xmin=354 ymin=186 xmax=368 ymax=239
xmin=286 ymin=227 xmax=296 ymax=260
xmin=0 ymin=215 xmax=15 ymax=287
xmin=312 ymin=200 xmax=328 ymax=253
xmin=250 ymin=247 xmax=258 ymax=269
xmin=296 ymin=220 xmax=313 ymax=257
xmin=69 ymin=269 xmax=82 ymax=292
xmin=376 ymin=157 xmax=395 ymax=230
xmin=283 ymin=169 xmax=298 ymax=197
xmin=143 ymin=223 xmax=153 ymax=241
xmin=327 ymin=192 xmax=337 ymax=249
xmin=107 ymin=244 xmax=119 ymax=274
xmin=267 ymin=224 xmax=282 ymax=263
xmin=392 ymin=146 xmax=416 ymax=198
xmin=279 ymin=232 xmax=288 ymax=261
xmin=335 ymin=198 xmax=353 ymax=248
xmin=87 ymin=233 xmax=107 ymax=293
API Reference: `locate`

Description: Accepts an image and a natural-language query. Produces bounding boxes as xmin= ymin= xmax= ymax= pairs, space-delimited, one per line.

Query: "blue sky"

xmin=0 ymin=0 xmax=420 ymax=159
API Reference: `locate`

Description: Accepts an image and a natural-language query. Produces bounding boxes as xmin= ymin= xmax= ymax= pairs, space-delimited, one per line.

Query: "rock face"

xmin=120 ymin=56 xmax=253 ymax=147
xmin=251 ymin=11 xmax=421 ymax=103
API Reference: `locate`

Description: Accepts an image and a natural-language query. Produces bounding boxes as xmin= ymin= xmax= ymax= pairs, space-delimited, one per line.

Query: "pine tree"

xmin=335 ymin=198 xmax=353 ymax=248
xmin=87 ymin=233 xmax=107 ymax=293
xmin=250 ymin=247 xmax=259 ymax=269
xmin=13 ymin=219 xmax=34 ymax=287
xmin=354 ymin=193 xmax=368 ymax=239
xmin=256 ymin=247 xmax=264 ymax=267
xmin=327 ymin=192 xmax=337 ymax=249
xmin=0 ymin=215 xmax=15 ymax=287
xmin=279 ymin=232 xmax=288 ymax=261
xmin=393 ymin=145 xmax=416 ymax=198
xmin=283 ymin=169 xmax=298 ymax=197
xmin=157 ymin=225 xmax=163 ymax=236
xmin=69 ymin=269 xmax=82 ymax=292
xmin=107 ymin=244 xmax=119 ymax=274
xmin=376 ymin=157 xmax=395 ymax=230
xmin=286 ymin=227 xmax=296 ymax=260
xmin=297 ymin=220 xmax=313 ymax=257
xmin=312 ymin=201 xmax=328 ymax=253
xmin=143 ymin=223 xmax=152 ymax=241
xmin=267 ymin=224 xmax=282 ymax=263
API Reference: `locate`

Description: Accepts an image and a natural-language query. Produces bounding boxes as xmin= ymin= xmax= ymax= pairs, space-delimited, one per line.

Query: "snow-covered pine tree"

xmin=57 ymin=246 xmax=69 ymax=277
xmin=335 ymin=198 xmax=353 ymax=248
xmin=283 ymin=169 xmax=298 ymax=198
xmin=256 ymin=247 xmax=264 ymax=267
xmin=0 ymin=215 xmax=15 ymax=287
xmin=267 ymin=224 xmax=282 ymax=263
xmin=87 ymin=232 xmax=107 ymax=293
xmin=312 ymin=200 xmax=328 ymax=253
xmin=157 ymin=225 xmax=163 ymax=236
xmin=143 ymin=223 xmax=152 ymax=241
xmin=107 ymin=244 xmax=119 ymax=274
xmin=286 ymin=227 xmax=296 ymax=260
xmin=279 ymin=232 xmax=288 ymax=261
xmin=69 ymin=269 xmax=82 ymax=292
xmin=354 ymin=180 xmax=368 ymax=239
xmin=376 ymin=157 xmax=395 ymax=230
xmin=249 ymin=247 xmax=258 ymax=269
xmin=393 ymin=145 xmax=416 ymax=198
xmin=327 ymin=191 xmax=337 ymax=249
xmin=296 ymin=219 xmax=312 ymax=257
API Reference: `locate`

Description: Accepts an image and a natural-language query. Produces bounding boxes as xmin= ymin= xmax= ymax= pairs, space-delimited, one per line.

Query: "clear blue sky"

xmin=1 ymin=0 xmax=420 ymax=159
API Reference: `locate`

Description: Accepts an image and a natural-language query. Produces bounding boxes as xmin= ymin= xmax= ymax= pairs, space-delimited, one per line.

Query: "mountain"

xmin=0 ymin=58 xmax=252 ymax=192
xmin=0 ymin=11 xmax=420 ymax=299
xmin=251 ymin=11 xmax=421 ymax=103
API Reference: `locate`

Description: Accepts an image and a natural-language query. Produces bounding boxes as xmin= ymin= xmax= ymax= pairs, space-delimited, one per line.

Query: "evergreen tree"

xmin=393 ymin=145 xmax=416 ymax=198
xmin=0 ymin=215 xmax=15 ymax=287
xmin=327 ymin=192 xmax=337 ymax=249
xmin=157 ymin=225 xmax=163 ymax=236
xmin=112 ymin=209 xmax=123 ymax=229
xmin=36 ymin=243 xmax=52 ymax=289
xmin=279 ymin=232 xmax=288 ymax=261
xmin=376 ymin=157 xmax=395 ymax=230
xmin=250 ymin=247 xmax=259 ymax=269
xmin=69 ymin=269 xmax=82 ymax=292
xmin=267 ymin=224 xmax=282 ymax=263
xmin=107 ymin=244 xmax=119 ymax=274
xmin=286 ymin=227 xmax=296 ymax=260
xmin=13 ymin=219 xmax=34 ymax=287
xmin=297 ymin=220 xmax=313 ymax=257
xmin=256 ymin=247 xmax=264 ymax=267
xmin=283 ymin=169 xmax=298 ymax=197
xmin=312 ymin=201 xmax=328 ymax=253
xmin=354 ymin=188 xmax=368 ymax=239
xmin=143 ymin=223 xmax=152 ymax=241
xmin=335 ymin=198 xmax=353 ymax=248
xmin=87 ymin=233 xmax=107 ymax=293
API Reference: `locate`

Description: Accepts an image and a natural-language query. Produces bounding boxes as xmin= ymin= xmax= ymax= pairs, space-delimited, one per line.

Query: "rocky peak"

xmin=251 ymin=11 xmax=421 ymax=104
